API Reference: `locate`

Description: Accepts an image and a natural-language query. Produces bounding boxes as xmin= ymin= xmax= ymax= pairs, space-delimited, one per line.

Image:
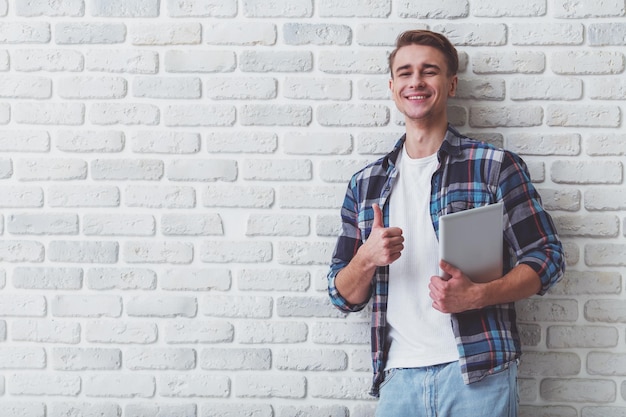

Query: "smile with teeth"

xmin=406 ymin=95 xmax=428 ymax=100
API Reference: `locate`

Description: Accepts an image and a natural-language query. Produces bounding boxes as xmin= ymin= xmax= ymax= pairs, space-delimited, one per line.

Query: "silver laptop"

xmin=438 ymin=202 xmax=504 ymax=283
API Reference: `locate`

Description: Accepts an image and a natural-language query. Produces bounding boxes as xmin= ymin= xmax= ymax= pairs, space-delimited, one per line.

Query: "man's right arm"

xmin=333 ymin=204 xmax=404 ymax=306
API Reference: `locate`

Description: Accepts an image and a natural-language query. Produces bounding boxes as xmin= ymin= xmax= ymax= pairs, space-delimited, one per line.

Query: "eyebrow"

xmin=394 ymin=63 xmax=442 ymax=74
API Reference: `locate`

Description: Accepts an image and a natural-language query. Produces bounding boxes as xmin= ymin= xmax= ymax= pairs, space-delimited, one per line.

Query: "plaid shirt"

xmin=328 ymin=125 xmax=564 ymax=397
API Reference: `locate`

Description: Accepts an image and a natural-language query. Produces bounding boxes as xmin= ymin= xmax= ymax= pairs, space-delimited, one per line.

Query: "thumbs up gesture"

xmin=361 ymin=204 xmax=404 ymax=268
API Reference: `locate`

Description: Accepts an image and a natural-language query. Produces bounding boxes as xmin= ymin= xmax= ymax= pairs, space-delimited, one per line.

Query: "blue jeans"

xmin=375 ymin=361 xmax=518 ymax=417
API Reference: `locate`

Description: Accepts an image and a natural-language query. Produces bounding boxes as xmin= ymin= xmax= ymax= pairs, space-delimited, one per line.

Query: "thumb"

xmin=372 ymin=204 xmax=384 ymax=229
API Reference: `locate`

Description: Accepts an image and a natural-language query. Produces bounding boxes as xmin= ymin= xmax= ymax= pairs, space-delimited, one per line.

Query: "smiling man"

xmin=327 ymin=30 xmax=565 ymax=417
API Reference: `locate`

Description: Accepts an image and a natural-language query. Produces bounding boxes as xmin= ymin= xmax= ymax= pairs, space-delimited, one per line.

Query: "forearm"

xmin=475 ymin=264 xmax=542 ymax=309
xmin=335 ymin=251 xmax=377 ymax=306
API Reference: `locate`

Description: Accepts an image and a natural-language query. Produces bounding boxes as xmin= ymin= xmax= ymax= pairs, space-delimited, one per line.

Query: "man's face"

xmin=389 ymin=44 xmax=457 ymax=126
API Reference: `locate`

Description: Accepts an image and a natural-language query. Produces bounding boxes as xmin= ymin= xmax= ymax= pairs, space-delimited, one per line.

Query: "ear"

xmin=448 ymin=75 xmax=458 ymax=97
xmin=389 ymin=77 xmax=394 ymax=91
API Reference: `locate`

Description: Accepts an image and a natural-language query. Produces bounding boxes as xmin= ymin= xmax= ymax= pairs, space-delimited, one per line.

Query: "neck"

xmin=403 ymin=121 xmax=448 ymax=159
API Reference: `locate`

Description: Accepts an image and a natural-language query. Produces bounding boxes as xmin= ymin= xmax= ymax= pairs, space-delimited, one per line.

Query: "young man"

xmin=327 ymin=30 xmax=565 ymax=416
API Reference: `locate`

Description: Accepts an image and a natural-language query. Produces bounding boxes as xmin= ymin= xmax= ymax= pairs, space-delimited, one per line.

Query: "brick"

xmin=540 ymin=378 xmax=615 ymax=403
xmin=48 ymin=185 xmax=119 ymax=207
xmin=164 ymin=104 xmax=235 ymax=127
xmin=126 ymin=404 xmax=197 ymax=417
xmin=277 ymin=296 xmax=345 ymax=318
xmin=238 ymin=269 xmax=310 ymax=292
xmin=519 ymin=351 xmax=580 ymax=377
xmin=55 ymin=22 xmax=126 ymax=44
xmin=240 ymin=51 xmax=313 ymax=72
xmin=246 ymin=213 xmax=310 ymax=236
xmin=510 ymin=77 xmax=582 ymax=100
xmin=552 ymin=51 xmax=624 ymax=75
xmin=165 ymin=50 xmax=236 ymax=73
xmin=553 ymin=214 xmax=619 ymax=237
xmin=434 ymin=23 xmax=507 ymax=46
xmin=357 ymin=77 xmax=390 ymax=100
xmin=551 ymin=161 xmax=622 ymax=184
xmin=0 ymin=294 xmax=46 ymax=316
xmin=13 ymin=267 xmax=82 ymax=289
xmin=235 ymin=374 xmax=306 ymax=398
xmin=125 ymin=347 xmax=196 ymax=370
xmin=167 ymin=0 xmax=237 ymax=17
xmin=125 ymin=185 xmax=196 ymax=208
xmin=52 ymin=295 xmax=122 ymax=318
xmin=90 ymin=0 xmax=159 ymax=17
xmin=582 ymin=406 xmax=626 ymax=417
xmin=206 ymin=77 xmax=277 ymax=100
xmin=206 ymin=131 xmax=277 ymax=153
xmin=163 ymin=320 xmax=234 ymax=343
xmin=585 ymin=299 xmax=626 ymax=322
xmin=455 ymin=77 xmax=505 ymax=100
xmin=167 ymin=159 xmax=237 ymax=181
xmin=552 ymin=0 xmax=625 ymax=18
xmin=126 ymin=295 xmax=197 ymax=318
xmin=309 ymin=376 xmax=372 ymax=400
xmin=284 ymin=77 xmax=351 ymax=100
xmin=520 ymin=406 xmax=577 ymax=417
xmin=397 ymin=0 xmax=467 ymax=18
xmin=13 ymin=49 xmax=83 ymax=71
xmin=8 ymin=213 xmax=79 ymax=235
xmin=51 ymin=403 xmax=121 ymax=417
xmin=243 ymin=0 xmax=313 ymax=17
xmin=0 ymin=241 xmax=45 ymax=262
xmin=589 ymin=23 xmax=626 ymax=46
xmin=84 ymin=374 xmax=155 ymax=397
xmin=16 ymin=158 xmax=87 ymax=181
xmin=132 ymin=76 xmax=201 ymax=99
xmin=91 ymin=159 xmax=162 ymax=180
xmin=473 ymin=0 xmax=545 ymax=16
xmin=0 ymin=347 xmax=46 ymax=369
xmin=17 ymin=0 xmax=83 ymax=16
xmin=161 ymin=268 xmax=230 ymax=291
xmin=158 ymin=374 xmax=229 ymax=398
xmin=284 ymin=132 xmax=352 ymax=155
xmin=284 ymin=23 xmax=351 ymax=45
xmin=131 ymin=23 xmax=201 ymax=45
xmin=549 ymin=271 xmax=621 ymax=295
xmin=585 ymin=187 xmax=626 ymax=210
xmin=87 ymin=268 xmax=157 ymax=290
xmin=86 ymin=321 xmax=157 ymax=344
xmin=320 ymin=159 xmax=372 ymax=183
xmin=547 ymin=104 xmax=622 ymax=127
xmin=473 ymin=51 xmax=546 ymax=74
xmin=0 ymin=403 xmax=45 ymax=417
xmin=52 ymin=347 xmax=121 ymax=370
xmin=357 ymin=132 xmax=402 ymax=154
xmin=506 ymin=133 xmax=580 ymax=156
xmin=516 ymin=298 xmax=578 ymax=322
xmin=162 ymin=213 xmax=224 ymax=236
xmin=9 ymin=373 xmax=80 ymax=396
xmin=131 ymin=131 xmax=200 ymax=154
xmin=0 ymin=22 xmax=50 ymax=43
xmin=56 ymin=130 xmax=125 ymax=153
xmin=243 ymin=159 xmax=311 ymax=181
xmin=123 ymin=241 xmax=193 ymax=264
xmin=83 ymin=214 xmax=155 ymax=236
xmin=49 ymin=241 xmax=118 ymax=263
xmin=511 ymin=23 xmax=583 ymax=45
xmin=86 ymin=50 xmax=158 ymax=74
xmin=319 ymin=0 xmax=390 ymax=17
xmin=203 ymin=185 xmax=274 ymax=208
xmin=318 ymin=104 xmax=389 ymax=127
xmin=357 ymin=23 xmax=426 ymax=46
xmin=241 ymin=104 xmax=312 ymax=126
xmin=15 ymin=103 xmax=84 ymax=125
xmin=547 ymin=325 xmax=618 ymax=348
xmin=312 ymin=321 xmax=369 ymax=344
xmin=277 ymin=241 xmax=335 ymax=265
xmin=0 ymin=130 xmax=47 ymax=152
xmin=278 ymin=405 xmax=349 ymax=417
xmin=319 ymin=50 xmax=388 ymax=74
xmin=200 ymin=349 xmax=269 ymax=372
xmin=238 ymin=321 xmax=308 ymax=344
xmin=206 ymin=22 xmax=276 ymax=45
xmin=200 ymin=241 xmax=272 ymax=263
xmin=589 ymin=77 xmax=626 ymax=100
xmin=469 ymin=105 xmax=543 ymax=127
xmin=90 ymin=103 xmax=160 ymax=126
xmin=316 ymin=214 xmax=342 ymax=236
xmin=0 ymin=75 xmax=51 ymax=98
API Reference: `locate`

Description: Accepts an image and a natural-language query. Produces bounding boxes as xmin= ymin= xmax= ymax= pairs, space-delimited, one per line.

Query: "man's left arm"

xmin=430 ymin=151 xmax=565 ymax=314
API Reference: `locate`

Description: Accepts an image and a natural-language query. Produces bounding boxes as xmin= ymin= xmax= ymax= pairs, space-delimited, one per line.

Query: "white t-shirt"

xmin=385 ymin=145 xmax=459 ymax=370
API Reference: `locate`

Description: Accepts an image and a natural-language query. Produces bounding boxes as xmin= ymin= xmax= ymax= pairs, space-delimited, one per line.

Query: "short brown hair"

xmin=388 ymin=30 xmax=459 ymax=77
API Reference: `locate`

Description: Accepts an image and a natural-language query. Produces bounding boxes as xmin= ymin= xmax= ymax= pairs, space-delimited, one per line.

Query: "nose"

xmin=409 ymin=74 xmax=425 ymax=88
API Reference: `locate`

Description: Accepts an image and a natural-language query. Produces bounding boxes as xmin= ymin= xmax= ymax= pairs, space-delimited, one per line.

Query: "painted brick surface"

xmin=0 ymin=0 xmax=624 ymax=414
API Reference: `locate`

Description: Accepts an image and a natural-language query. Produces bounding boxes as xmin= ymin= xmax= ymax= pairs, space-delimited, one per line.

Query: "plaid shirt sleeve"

xmin=498 ymin=150 xmax=565 ymax=295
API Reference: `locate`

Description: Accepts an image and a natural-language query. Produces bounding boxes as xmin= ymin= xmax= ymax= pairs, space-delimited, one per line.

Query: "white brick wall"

xmin=0 ymin=0 xmax=624 ymax=415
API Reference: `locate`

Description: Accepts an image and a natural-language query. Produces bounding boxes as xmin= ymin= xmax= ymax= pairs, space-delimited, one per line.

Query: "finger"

xmin=372 ymin=204 xmax=384 ymax=229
